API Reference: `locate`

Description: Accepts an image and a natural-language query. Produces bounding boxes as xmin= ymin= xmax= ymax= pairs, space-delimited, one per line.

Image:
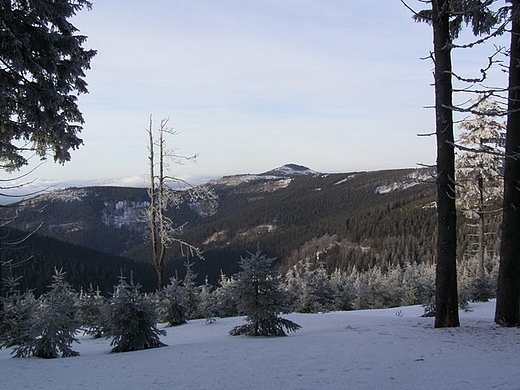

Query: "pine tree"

xmin=105 ymin=273 xmax=166 ymax=353
xmin=229 ymin=250 xmax=301 ymax=337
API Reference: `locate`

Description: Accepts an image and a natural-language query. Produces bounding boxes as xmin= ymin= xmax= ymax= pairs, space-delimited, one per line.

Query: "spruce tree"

xmin=197 ymin=277 xmax=217 ymax=323
xmin=214 ymin=271 xmax=239 ymax=318
xmin=157 ymin=275 xmax=187 ymax=327
xmin=77 ymin=284 xmax=107 ymax=338
xmin=11 ymin=268 xmax=80 ymax=358
xmin=0 ymin=0 xmax=96 ymax=170
xmin=229 ymin=250 xmax=301 ymax=337
xmin=182 ymin=260 xmax=200 ymax=319
xmin=105 ymin=273 xmax=166 ymax=353
xmin=0 ymin=276 xmax=37 ymax=353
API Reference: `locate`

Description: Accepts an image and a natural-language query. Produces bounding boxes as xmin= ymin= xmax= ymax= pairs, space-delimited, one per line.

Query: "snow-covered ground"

xmin=1 ymin=300 xmax=519 ymax=390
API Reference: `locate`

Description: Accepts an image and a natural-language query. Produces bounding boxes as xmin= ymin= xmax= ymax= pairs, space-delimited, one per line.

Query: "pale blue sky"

xmin=10 ymin=0 xmax=510 ymax=189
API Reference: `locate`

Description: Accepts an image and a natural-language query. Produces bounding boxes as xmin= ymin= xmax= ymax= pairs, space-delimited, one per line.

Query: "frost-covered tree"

xmin=229 ymin=250 xmax=301 ymax=337
xmin=0 ymin=276 xmax=37 ymax=352
xmin=105 ymin=274 xmax=166 ymax=353
xmin=157 ymin=274 xmax=187 ymax=327
xmin=456 ymin=97 xmax=505 ymax=282
xmin=182 ymin=260 xmax=200 ymax=319
xmin=214 ymin=271 xmax=238 ymax=318
xmin=402 ymin=263 xmax=435 ymax=306
xmin=147 ymin=117 xmax=213 ymax=289
xmin=285 ymin=259 xmax=335 ymax=313
xmin=197 ymin=277 xmax=217 ymax=323
xmin=11 ymin=268 xmax=80 ymax=358
xmin=329 ymin=268 xmax=356 ymax=311
xmin=77 ymin=284 xmax=106 ymax=338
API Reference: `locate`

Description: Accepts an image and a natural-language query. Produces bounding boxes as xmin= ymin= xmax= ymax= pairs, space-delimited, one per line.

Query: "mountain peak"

xmin=260 ymin=164 xmax=317 ymax=177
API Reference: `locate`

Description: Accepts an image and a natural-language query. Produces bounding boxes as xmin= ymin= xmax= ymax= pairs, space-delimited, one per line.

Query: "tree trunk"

xmin=478 ymin=175 xmax=485 ymax=280
xmin=432 ymin=0 xmax=460 ymax=328
xmin=148 ymin=116 xmax=164 ymax=291
xmin=495 ymin=0 xmax=520 ymax=327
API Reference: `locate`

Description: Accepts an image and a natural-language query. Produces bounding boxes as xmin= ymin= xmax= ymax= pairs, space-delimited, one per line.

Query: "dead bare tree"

xmin=147 ymin=116 xmax=215 ymax=290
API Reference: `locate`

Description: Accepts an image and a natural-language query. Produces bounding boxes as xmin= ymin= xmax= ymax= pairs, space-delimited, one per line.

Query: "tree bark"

xmin=495 ymin=0 xmax=520 ymax=327
xmin=433 ymin=0 xmax=460 ymax=328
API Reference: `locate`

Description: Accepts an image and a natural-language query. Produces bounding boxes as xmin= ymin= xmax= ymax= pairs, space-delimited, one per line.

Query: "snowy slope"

xmin=1 ymin=300 xmax=519 ymax=390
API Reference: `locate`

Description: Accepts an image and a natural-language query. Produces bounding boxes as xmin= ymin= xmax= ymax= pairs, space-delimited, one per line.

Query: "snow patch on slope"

xmin=375 ymin=171 xmax=431 ymax=194
xmin=101 ymin=200 xmax=149 ymax=228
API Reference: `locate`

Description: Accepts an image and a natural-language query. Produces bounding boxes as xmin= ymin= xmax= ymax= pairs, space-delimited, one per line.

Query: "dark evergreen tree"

xmin=105 ymin=273 xmax=166 ymax=353
xmin=229 ymin=250 xmax=301 ymax=337
xmin=0 ymin=0 xmax=96 ymax=170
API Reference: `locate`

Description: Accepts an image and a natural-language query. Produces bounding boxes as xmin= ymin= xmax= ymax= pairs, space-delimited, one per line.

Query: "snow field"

xmin=1 ymin=300 xmax=519 ymax=390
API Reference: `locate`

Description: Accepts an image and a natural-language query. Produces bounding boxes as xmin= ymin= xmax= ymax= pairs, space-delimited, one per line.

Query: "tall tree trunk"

xmin=148 ymin=117 xmax=164 ymax=291
xmin=433 ymin=0 xmax=460 ymax=328
xmin=495 ymin=0 xmax=520 ymax=327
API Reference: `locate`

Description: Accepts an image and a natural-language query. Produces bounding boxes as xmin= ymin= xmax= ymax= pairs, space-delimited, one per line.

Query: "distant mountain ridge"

xmin=2 ymin=164 xmax=485 ymax=288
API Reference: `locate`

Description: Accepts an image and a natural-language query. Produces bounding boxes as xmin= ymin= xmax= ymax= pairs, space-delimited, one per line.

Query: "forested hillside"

xmin=0 ymin=166 xmax=501 ymax=289
xmin=0 ymin=228 xmax=156 ymax=295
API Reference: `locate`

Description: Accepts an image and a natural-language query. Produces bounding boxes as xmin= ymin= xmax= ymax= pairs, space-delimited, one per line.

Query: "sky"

xmin=3 ymin=0 xmax=511 ymax=191
xmin=2 ymin=300 xmax=519 ymax=390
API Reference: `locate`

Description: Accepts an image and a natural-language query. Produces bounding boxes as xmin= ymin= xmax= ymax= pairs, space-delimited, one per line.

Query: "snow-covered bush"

xmin=229 ymin=250 xmax=301 ymax=337
xmin=105 ymin=274 xmax=166 ymax=353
